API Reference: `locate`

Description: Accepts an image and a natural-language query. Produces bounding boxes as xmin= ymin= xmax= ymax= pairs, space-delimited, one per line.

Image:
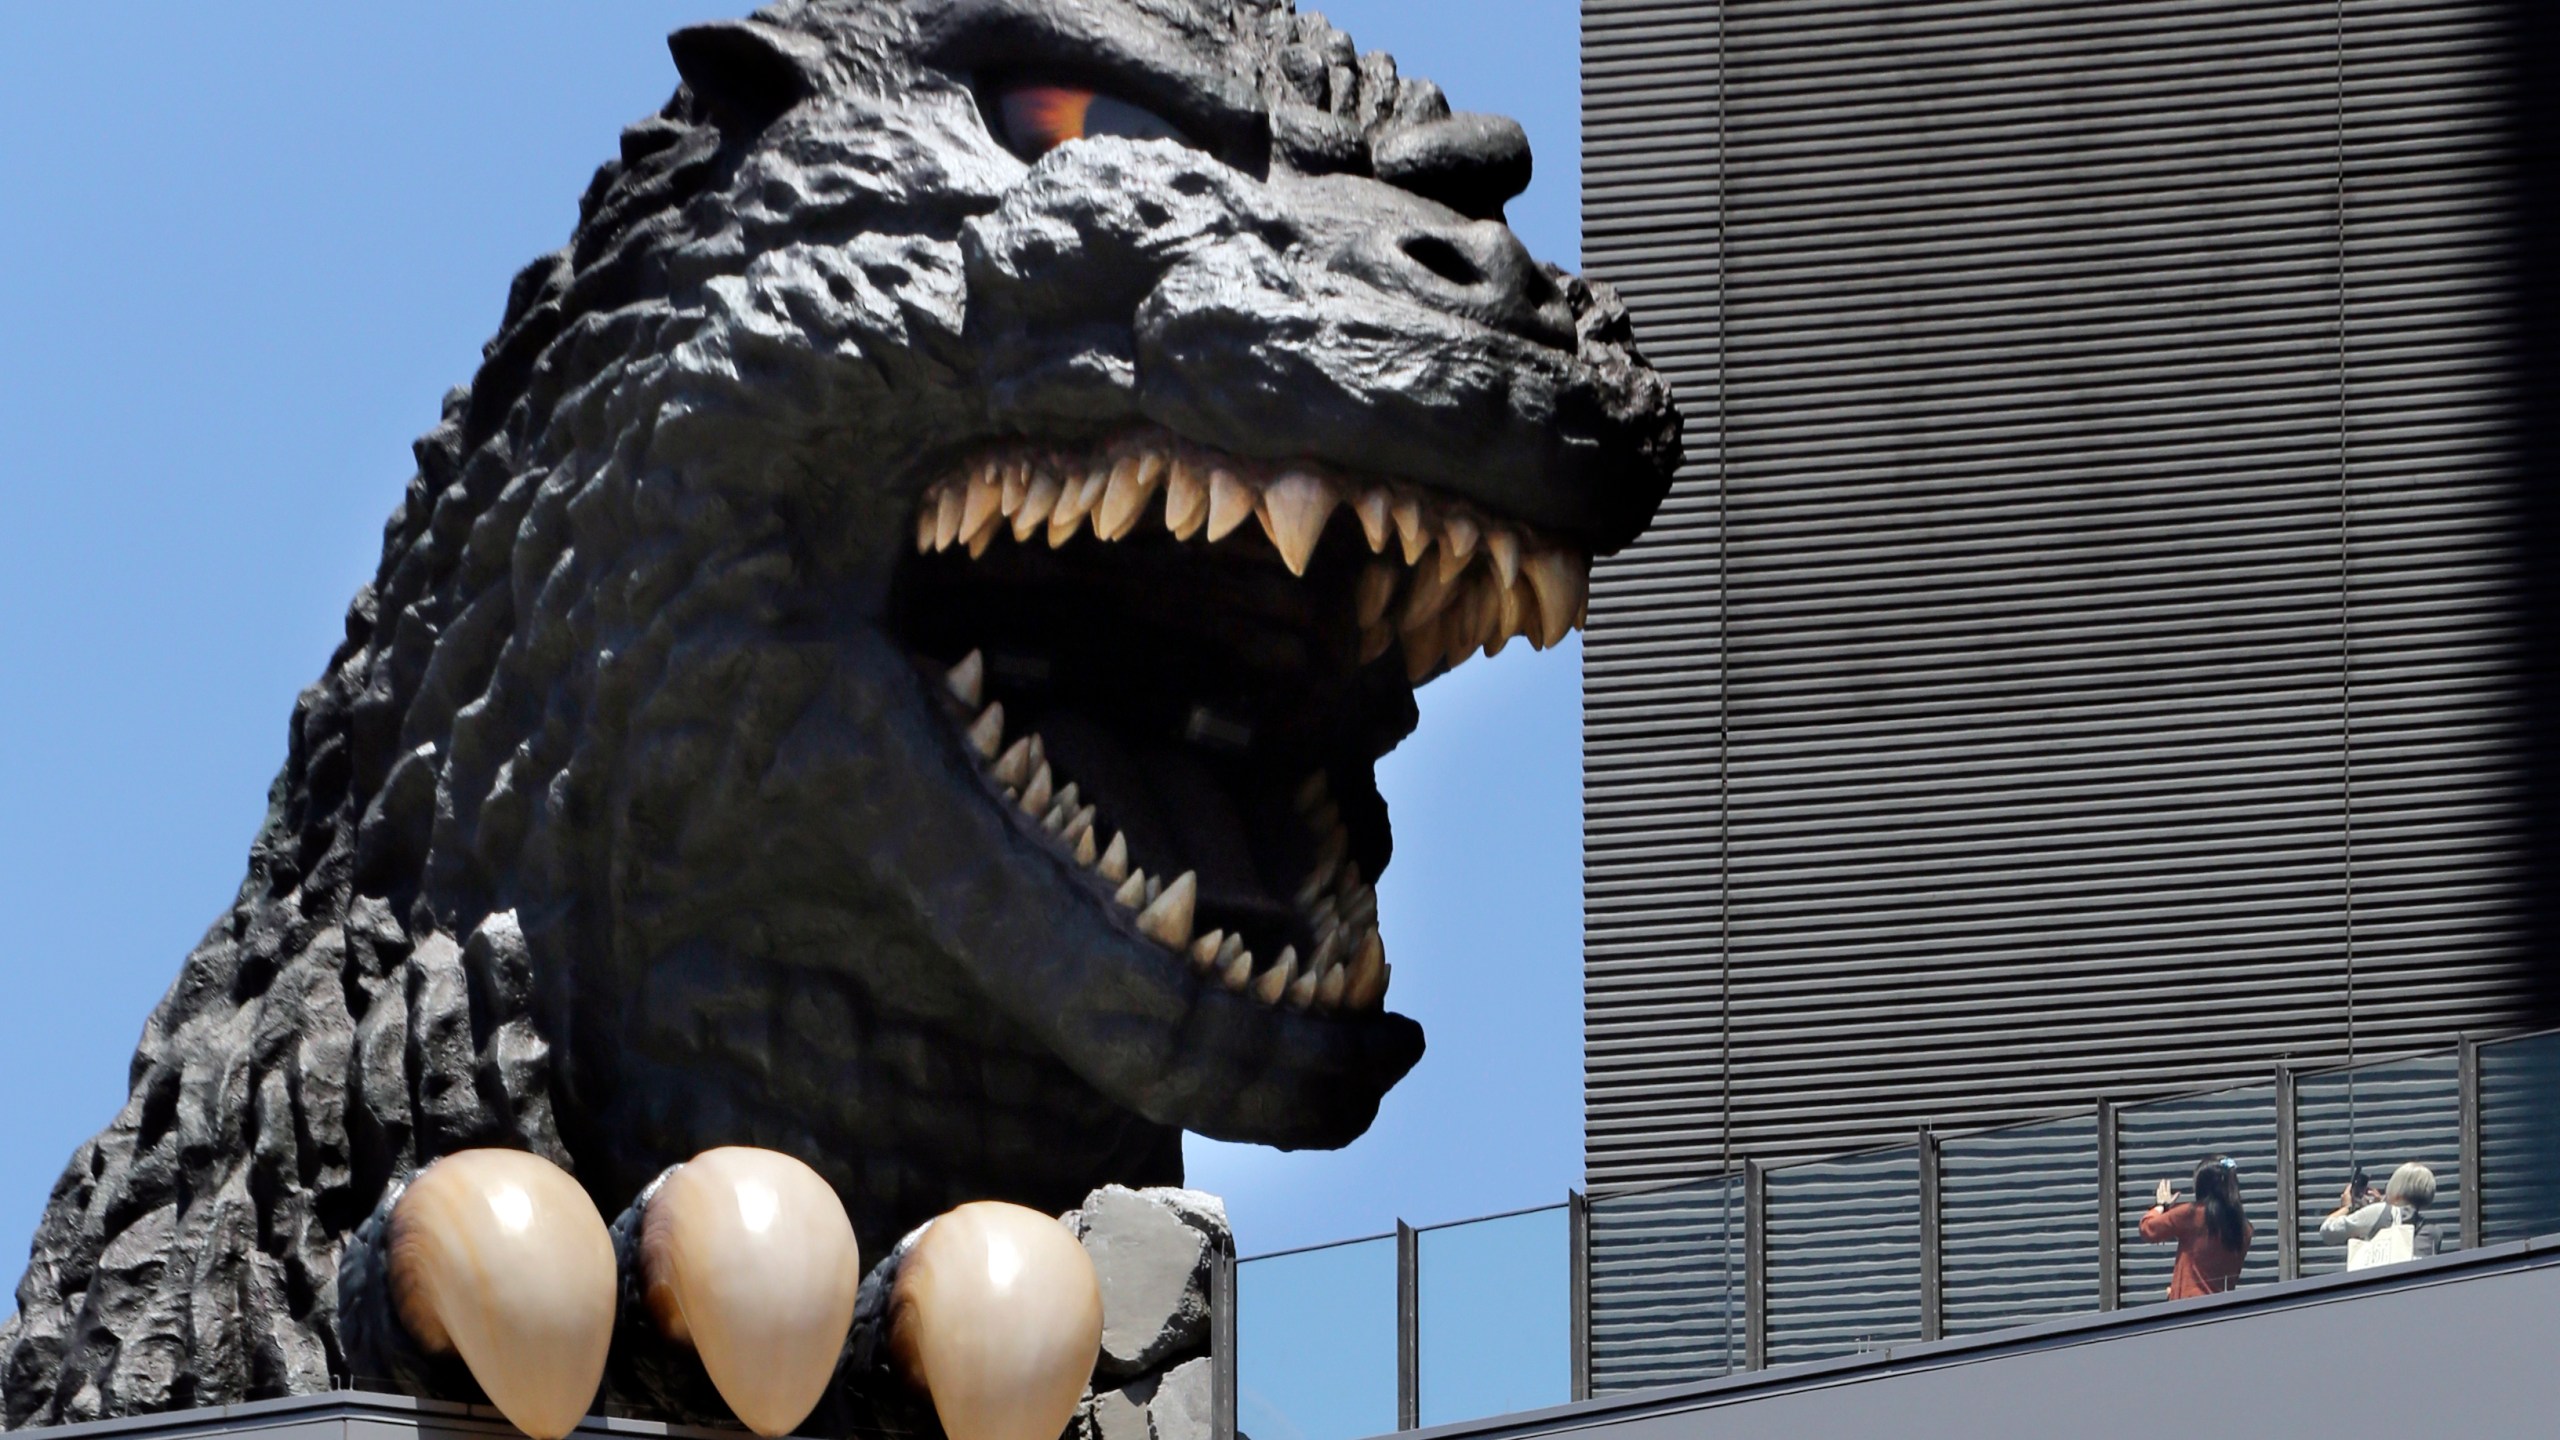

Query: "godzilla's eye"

xmin=992 ymin=85 xmax=1191 ymax=160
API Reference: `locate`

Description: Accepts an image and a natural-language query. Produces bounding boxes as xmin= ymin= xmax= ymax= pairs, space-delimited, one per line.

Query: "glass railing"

xmin=1233 ymin=1027 xmax=2560 ymax=1432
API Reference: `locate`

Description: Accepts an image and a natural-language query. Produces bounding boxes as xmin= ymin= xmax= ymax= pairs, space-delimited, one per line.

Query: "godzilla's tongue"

xmin=1034 ymin=708 xmax=1307 ymax=944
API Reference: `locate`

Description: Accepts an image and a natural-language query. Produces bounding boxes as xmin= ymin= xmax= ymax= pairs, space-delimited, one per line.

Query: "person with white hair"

xmin=2320 ymin=1161 xmax=2442 ymax=1269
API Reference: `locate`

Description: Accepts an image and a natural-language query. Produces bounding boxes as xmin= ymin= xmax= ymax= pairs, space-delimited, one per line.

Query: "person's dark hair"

xmin=2193 ymin=1156 xmax=2248 ymax=1250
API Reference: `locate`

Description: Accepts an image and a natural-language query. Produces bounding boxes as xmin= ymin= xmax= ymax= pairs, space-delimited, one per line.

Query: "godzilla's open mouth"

xmin=889 ymin=428 xmax=1589 ymax=1020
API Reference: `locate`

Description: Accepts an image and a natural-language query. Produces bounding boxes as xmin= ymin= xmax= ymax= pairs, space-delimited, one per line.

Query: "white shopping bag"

xmin=2348 ymin=1221 xmax=2416 ymax=1271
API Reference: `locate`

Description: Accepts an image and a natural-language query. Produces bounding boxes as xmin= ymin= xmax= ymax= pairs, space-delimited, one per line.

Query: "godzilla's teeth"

xmin=1000 ymin=459 xmax=1031 ymax=516
xmin=1190 ymin=929 xmax=1226 ymax=970
xmin=1072 ymin=827 xmax=1098 ymax=866
xmin=935 ymin=486 xmax=967 ymax=553
xmin=917 ymin=505 xmax=938 ymax=555
xmin=1356 ymin=562 xmax=1400 ymax=630
xmin=1253 ymin=948 xmax=1297 ymax=1005
xmin=1523 ymin=548 xmax=1588 ymax=650
xmin=1352 ymin=488 xmax=1394 ymax=553
xmin=1284 ymin=965 xmax=1320 ymax=1010
xmin=1020 ymin=762 xmax=1054 ymax=815
xmin=1308 ymin=922 xmax=1347 ymax=978
xmin=1048 ymin=467 xmax=1105 ymax=547
xmin=966 ymin=704 xmax=1005 ymax=759
xmin=1400 ymin=561 xmax=1461 ymax=634
xmin=1436 ymin=513 xmax=1480 ymax=583
xmin=1345 ymin=929 xmax=1387 ymax=1010
xmin=1217 ymin=932 xmax=1245 ymax=966
xmin=1315 ymin=962 xmax=1348 ymax=1011
xmin=1221 ymin=946 xmax=1255 ymax=992
xmin=1014 ymin=472 xmax=1062 ymax=541
xmin=1341 ymin=885 xmax=1377 ymax=933
xmin=1361 ymin=623 xmax=1396 ymax=664
xmin=1145 ymin=874 xmax=1163 ymax=904
xmin=1404 ymin=623 xmax=1441 ymax=683
xmin=1259 ymin=471 xmax=1338 ymax=576
xmin=947 ymin=650 xmax=984 ymax=710
xmin=992 ymin=736 xmax=1035 ymax=789
xmin=1042 ymin=801 xmax=1070 ymax=834
xmin=1097 ymin=832 xmax=1129 ymax=884
xmin=1486 ymin=527 xmax=1523 ymax=590
xmin=1391 ymin=494 xmax=1429 ymax=566
xmin=1205 ymin=468 xmax=1257 ymax=542
xmin=962 ymin=469 xmax=1004 ymax=549
xmin=1113 ymin=869 xmax=1149 ymax=909
xmin=1061 ymin=805 xmax=1097 ymax=848
xmin=1136 ymin=871 xmax=1197 ymax=949
xmin=1164 ymin=457 xmax=1210 ymax=540
xmin=1097 ymin=452 xmax=1165 ymax=542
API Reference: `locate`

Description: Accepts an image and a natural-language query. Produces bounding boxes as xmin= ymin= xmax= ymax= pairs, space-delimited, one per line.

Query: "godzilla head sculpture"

xmin=2 ymin=0 xmax=1675 ymax=1432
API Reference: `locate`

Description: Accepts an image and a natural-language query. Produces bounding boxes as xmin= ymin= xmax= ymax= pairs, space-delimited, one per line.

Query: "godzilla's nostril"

xmin=1401 ymin=234 xmax=1486 ymax=289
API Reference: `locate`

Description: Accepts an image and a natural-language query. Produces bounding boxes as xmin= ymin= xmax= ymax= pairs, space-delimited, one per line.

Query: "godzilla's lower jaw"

xmin=889 ymin=428 xmax=1591 ymax=1028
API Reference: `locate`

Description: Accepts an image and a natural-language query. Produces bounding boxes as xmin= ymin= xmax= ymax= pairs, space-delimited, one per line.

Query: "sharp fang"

xmin=935 ymin=486 xmax=966 ymax=552
xmin=961 ymin=470 xmax=1003 ymax=549
xmin=946 ymin=650 xmax=984 ymax=709
xmin=1285 ymin=966 xmax=1320 ymax=1010
xmin=1404 ymin=622 xmax=1441 ymax=683
xmin=1206 ymin=468 xmax=1258 ymax=542
xmin=1051 ymin=782 xmax=1080 ymax=814
xmin=1308 ymin=923 xmax=1347 ymax=976
xmin=1315 ymin=963 xmax=1349 ymax=1010
xmin=1486 ymin=527 xmax=1523 ymax=590
xmin=1400 ymin=561 xmax=1461 ymax=633
xmin=1361 ymin=623 xmax=1396 ymax=664
xmin=1097 ymin=832 xmax=1130 ymax=884
xmin=1442 ymin=585 xmax=1487 ymax=669
xmin=1353 ymin=488 xmax=1393 ymax=553
xmin=1346 ymin=930 xmax=1388 ymax=1010
xmin=1217 ymin=932 xmax=1245 ymax=966
xmin=1356 ymin=562 xmax=1400 ymax=629
xmin=1190 ymin=929 xmax=1226 ymax=970
xmin=1145 ymin=875 xmax=1163 ymax=904
xmin=1165 ymin=457 xmax=1210 ymax=540
xmin=1042 ymin=801 xmax=1070 ymax=834
xmin=1392 ymin=494 xmax=1430 ymax=566
xmin=1061 ymin=805 xmax=1097 ymax=848
xmin=1048 ymin=466 xmax=1107 ymax=547
xmin=1020 ymin=762 xmax=1054 ymax=815
xmin=1252 ymin=948 xmax=1297 ymax=1004
xmin=1113 ymin=869 xmax=1149 ymax=909
xmin=1259 ymin=471 xmax=1338 ymax=576
xmin=1221 ymin=947 xmax=1255 ymax=992
xmin=1014 ymin=472 xmax=1063 ymax=541
xmin=1436 ymin=513 xmax=1481 ymax=583
xmin=1136 ymin=871 xmax=1198 ymax=948
xmin=1097 ymin=452 xmax=1167 ymax=542
xmin=1342 ymin=886 xmax=1378 ymax=933
xmin=916 ymin=506 xmax=937 ymax=554
xmin=966 ymin=704 xmax=1005 ymax=759
xmin=1001 ymin=459 xmax=1031 ymax=515
xmin=992 ymin=736 xmax=1035 ymax=789
xmin=1523 ymin=549 xmax=1588 ymax=649
xmin=967 ymin=522 xmax=998 ymax=559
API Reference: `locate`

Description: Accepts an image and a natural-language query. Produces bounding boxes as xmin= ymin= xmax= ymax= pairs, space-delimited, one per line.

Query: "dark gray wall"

xmin=1581 ymin=0 xmax=2534 ymax=1196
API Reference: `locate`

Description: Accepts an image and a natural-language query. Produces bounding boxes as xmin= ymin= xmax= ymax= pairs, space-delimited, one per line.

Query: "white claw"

xmin=387 ymin=1150 xmax=616 ymax=1440
xmin=946 ymin=650 xmax=985 ymax=710
xmin=887 ymin=1203 xmax=1103 ymax=1440
xmin=641 ymin=1148 xmax=860 ymax=1438
xmin=1136 ymin=872 xmax=1198 ymax=949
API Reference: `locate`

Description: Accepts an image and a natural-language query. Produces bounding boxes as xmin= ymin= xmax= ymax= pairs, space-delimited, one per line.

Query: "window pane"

xmin=2294 ymin=1053 xmax=2461 ymax=1276
xmin=1416 ymin=1207 xmax=1569 ymax=1426
xmin=2481 ymin=1030 xmax=2560 ymax=1244
xmin=1238 ymin=1236 xmax=1397 ymax=1440
xmin=2115 ymin=1083 xmax=2278 ymax=1307
xmin=1587 ymin=1177 xmax=1743 ymax=1393
xmin=1941 ymin=1113 xmax=2101 ymax=1335
xmin=1764 ymin=1148 xmax=1922 ymax=1366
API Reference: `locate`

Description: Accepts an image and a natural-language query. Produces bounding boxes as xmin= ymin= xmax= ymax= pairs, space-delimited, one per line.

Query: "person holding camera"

xmin=2321 ymin=1161 xmax=2439 ymax=1270
xmin=2139 ymin=1156 xmax=2253 ymax=1298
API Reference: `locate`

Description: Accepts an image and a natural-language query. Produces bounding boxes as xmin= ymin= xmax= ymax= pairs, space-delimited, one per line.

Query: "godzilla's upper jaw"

xmin=881 ymin=427 xmax=1611 ymax=1148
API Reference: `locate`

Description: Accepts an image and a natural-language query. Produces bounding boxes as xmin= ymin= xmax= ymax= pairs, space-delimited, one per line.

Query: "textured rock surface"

xmin=1069 ymin=1187 xmax=1217 ymax=1378
xmin=0 ymin=0 xmax=1675 ymax=1431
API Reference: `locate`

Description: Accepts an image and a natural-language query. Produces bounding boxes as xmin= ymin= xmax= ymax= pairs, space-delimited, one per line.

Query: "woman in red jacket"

xmin=2140 ymin=1156 xmax=2253 ymax=1298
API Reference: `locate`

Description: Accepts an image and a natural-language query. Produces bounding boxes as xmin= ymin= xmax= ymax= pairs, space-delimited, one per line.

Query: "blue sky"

xmin=0 ymin=0 xmax=1584 ymax=1270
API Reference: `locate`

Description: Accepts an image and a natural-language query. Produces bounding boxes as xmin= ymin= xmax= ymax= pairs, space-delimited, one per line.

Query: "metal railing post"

xmin=1917 ymin=1128 xmax=1943 ymax=1341
xmin=2276 ymin=1064 xmax=2301 ymax=1281
xmin=1395 ymin=1221 xmax=1419 ymax=1430
xmin=1743 ymin=1160 xmax=1768 ymax=1371
xmin=2096 ymin=1101 xmax=2120 ymax=1312
xmin=1568 ymin=1190 xmax=1592 ymax=1400
xmin=2459 ymin=1034 xmax=2483 ymax=1249
xmin=1210 ymin=1232 xmax=1237 ymax=1440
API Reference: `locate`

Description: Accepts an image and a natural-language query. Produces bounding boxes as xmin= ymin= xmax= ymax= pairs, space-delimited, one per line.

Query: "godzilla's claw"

xmin=888 ymin=1202 xmax=1103 ymax=1440
xmin=388 ymin=1150 xmax=616 ymax=1440
xmin=638 ymin=1148 xmax=862 ymax=1437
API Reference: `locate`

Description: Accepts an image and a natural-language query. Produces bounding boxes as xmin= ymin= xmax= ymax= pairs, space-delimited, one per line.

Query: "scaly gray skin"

xmin=0 ymin=0 xmax=1676 ymax=1428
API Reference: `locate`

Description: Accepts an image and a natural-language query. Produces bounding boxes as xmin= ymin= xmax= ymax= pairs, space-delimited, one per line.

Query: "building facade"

xmin=1580 ymin=0 xmax=2560 ymax=1388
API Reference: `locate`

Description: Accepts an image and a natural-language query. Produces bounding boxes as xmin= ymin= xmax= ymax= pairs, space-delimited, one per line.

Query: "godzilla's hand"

xmin=620 ymin=1148 xmax=862 ymax=1437
xmin=343 ymin=1150 xmax=617 ymax=1440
